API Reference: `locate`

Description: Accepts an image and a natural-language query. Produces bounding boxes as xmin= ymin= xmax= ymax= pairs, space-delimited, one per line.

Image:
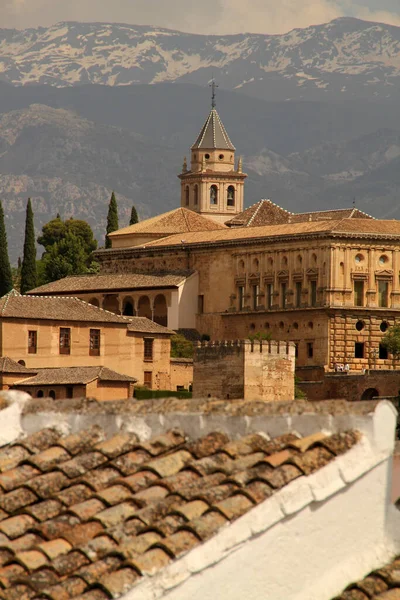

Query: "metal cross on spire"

xmin=210 ymin=77 xmax=218 ymax=109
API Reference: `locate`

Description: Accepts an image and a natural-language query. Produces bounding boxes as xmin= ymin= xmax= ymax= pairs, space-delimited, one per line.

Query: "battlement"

xmin=196 ymin=339 xmax=296 ymax=359
xmin=193 ymin=338 xmax=296 ymax=402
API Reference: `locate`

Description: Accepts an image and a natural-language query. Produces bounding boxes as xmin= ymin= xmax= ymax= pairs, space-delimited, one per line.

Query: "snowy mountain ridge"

xmin=1 ymin=18 xmax=400 ymax=101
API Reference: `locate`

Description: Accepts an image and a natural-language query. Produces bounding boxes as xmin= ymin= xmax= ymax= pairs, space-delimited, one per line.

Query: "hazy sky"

xmin=2 ymin=0 xmax=400 ymax=34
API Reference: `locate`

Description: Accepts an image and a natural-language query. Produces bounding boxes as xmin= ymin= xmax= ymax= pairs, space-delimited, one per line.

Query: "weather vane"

xmin=210 ymin=77 xmax=218 ymax=109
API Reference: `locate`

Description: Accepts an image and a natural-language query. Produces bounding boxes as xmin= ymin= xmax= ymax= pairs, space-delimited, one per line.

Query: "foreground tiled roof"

xmin=0 ymin=293 xmax=130 ymax=324
xmin=16 ymin=366 xmax=136 ymax=386
xmin=0 ymin=358 xmax=36 ymax=375
xmin=27 ymin=272 xmax=192 ymax=296
xmin=108 ymin=208 xmax=226 ymax=238
xmin=142 ymin=218 xmax=400 ymax=249
xmin=0 ymin=425 xmax=358 ymax=599
xmin=226 ymin=200 xmax=373 ymax=228
xmin=333 ymin=556 xmax=400 ymax=599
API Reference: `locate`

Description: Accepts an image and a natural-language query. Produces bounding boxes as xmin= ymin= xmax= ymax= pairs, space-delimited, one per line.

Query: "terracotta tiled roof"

xmin=191 ymin=108 xmax=235 ymax=150
xmin=333 ymin=555 xmax=400 ymax=599
xmin=109 ymin=208 xmax=226 ymax=238
xmin=225 ymin=200 xmax=374 ymax=228
xmin=143 ymin=218 xmax=400 ymax=249
xmin=0 ymin=425 xmax=358 ymax=599
xmin=0 ymin=293 xmax=130 ymax=324
xmin=0 ymin=358 xmax=36 ymax=375
xmin=16 ymin=366 xmax=136 ymax=386
xmin=226 ymin=199 xmax=291 ymax=227
xmin=27 ymin=272 xmax=192 ymax=296
xmin=127 ymin=318 xmax=174 ymax=335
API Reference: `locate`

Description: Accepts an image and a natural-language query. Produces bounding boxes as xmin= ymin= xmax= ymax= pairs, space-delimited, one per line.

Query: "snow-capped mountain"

xmin=1 ymin=18 xmax=400 ymax=102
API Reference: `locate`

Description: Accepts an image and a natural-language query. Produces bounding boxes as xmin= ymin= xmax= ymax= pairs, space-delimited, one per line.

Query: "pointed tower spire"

xmin=182 ymin=156 xmax=188 ymax=173
xmin=237 ymin=156 xmax=243 ymax=173
xmin=210 ymin=78 xmax=218 ymax=109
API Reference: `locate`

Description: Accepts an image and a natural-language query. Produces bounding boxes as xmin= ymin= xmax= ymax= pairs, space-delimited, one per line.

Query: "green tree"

xmin=129 ymin=205 xmax=139 ymax=226
xmin=0 ymin=201 xmax=13 ymax=297
xmin=171 ymin=334 xmax=194 ymax=358
xmin=37 ymin=216 xmax=98 ymax=285
xmin=20 ymin=198 xmax=37 ymax=294
xmin=41 ymin=231 xmax=88 ymax=283
xmin=381 ymin=325 xmax=400 ymax=362
xmin=105 ymin=191 xmax=119 ymax=248
xmin=38 ymin=216 xmax=97 ymax=256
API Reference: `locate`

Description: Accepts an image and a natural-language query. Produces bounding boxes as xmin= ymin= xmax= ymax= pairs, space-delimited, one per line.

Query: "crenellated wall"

xmin=193 ymin=339 xmax=295 ymax=402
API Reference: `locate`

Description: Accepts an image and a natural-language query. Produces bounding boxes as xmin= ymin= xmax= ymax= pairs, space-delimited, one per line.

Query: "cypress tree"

xmin=129 ymin=205 xmax=139 ymax=226
xmin=0 ymin=200 xmax=13 ymax=297
xmin=20 ymin=198 xmax=37 ymax=294
xmin=105 ymin=191 xmax=119 ymax=249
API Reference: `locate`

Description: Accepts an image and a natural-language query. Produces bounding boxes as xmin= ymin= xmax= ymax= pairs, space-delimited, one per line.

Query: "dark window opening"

xmin=144 ymin=371 xmax=152 ymax=389
xmin=307 ymin=343 xmax=314 ymax=358
xmin=380 ymin=321 xmax=389 ymax=332
xmin=378 ymin=280 xmax=389 ymax=308
xmin=59 ymin=328 xmax=71 ymax=355
xmin=194 ymin=184 xmax=198 ymax=205
xmin=89 ymin=329 xmax=101 ymax=356
xmin=185 ymin=186 xmax=189 ymax=206
xmin=354 ymin=280 xmax=364 ymax=307
xmin=266 ymin=283 xmax=273 ymax=309
xmin=295 ymin=343 xmax=299 ymax=359
xmin=66 ymin=386 xmax=73 ymax=399
xmin=379 ymin=343 xmax=388 ymax=359
xmin=310 ymin=280 xmax=317 ymax=307
xmin=123 ymin=301 xmax=134 ymax=316
xmin=355 ymin=320 xmax=365 ymax=331
xmin=144 ymin=338 xmax=154 ymax=361
xmin=252 ymin=285 xmax=259 ymax=311
xmin=295 ymin=282 xmax=302 ymax=308
xmin=37 ymin=390 xmax=44 ymax=398
xmin=18 ymin=360 xmax=26 ymax=367
xmin=238 ymin=286 xmax=245 ymax=311
xmin=210 ymin=185 xmax=218 ymax=205
xmin=198 ymin=295 xmax=204 ymax=314
xmin=355 ymin=342 xmax=364 ymax=358
xmin=49 ymin=390 xmax=56 ymax=400
xmin=28 ymin=330 xmax=37 ymax=354
xmin=227 ymin=185 xmax=235 ymax=207
xmin=281 ymin=282 xmax=287 ymax=309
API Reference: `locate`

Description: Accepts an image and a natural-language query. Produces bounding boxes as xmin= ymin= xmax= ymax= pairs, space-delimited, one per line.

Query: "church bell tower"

xmin=178 ymin=81 xmax=247 ymax=225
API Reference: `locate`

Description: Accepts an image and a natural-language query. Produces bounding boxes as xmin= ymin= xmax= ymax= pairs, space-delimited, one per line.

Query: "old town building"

xmin=0 ymin=291 xmax=176 ymax=395
xmin=28 ymin=98 xmax=400 ymax=400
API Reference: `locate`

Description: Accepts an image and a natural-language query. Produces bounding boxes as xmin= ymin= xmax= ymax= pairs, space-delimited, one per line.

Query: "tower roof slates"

xmin=191 ymin=108 xmax=235 ymax=151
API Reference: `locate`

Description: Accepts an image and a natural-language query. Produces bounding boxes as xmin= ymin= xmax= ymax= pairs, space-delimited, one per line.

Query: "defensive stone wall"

xmin=193 ymin=339 xmax=295 ymax=402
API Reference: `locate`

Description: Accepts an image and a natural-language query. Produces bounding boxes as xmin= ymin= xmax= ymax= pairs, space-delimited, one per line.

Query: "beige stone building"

xmin=28 ymin=100 xmax=400 ymax=398
xmin=0 ymin=291 xmax=175 ymax=394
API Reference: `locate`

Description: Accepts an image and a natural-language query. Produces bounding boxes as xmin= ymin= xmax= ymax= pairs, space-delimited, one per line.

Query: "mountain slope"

xmin=1 ymin=18 xmax=400 ymax=102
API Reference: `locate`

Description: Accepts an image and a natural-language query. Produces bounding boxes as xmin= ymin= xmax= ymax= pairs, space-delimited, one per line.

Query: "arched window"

xmin=122 ymin=297 xmax=134 ymax=316
xmin=37 ymin=390 xmax=44 ymax=398
xmin=210 ymin=185 xmax=218 ymax=206
xmin=194 ymin=185 xmax=198 ymax=205
xmin=18 ymin=360 xmax=26 ymax=367
xmin=227 ymin=186 xmax=235 ymax=207
xmin=137 ymin=296 xmax=152 ymax=320
xmin=154 ymin=294 xmax=168 ymax=327
xmin=49 ymin=390 xmax=56 ymax=400
xmin=185 ymin=186 xmax=189 ymax=206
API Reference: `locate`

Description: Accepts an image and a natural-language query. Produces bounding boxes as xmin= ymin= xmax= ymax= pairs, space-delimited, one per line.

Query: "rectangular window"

xmin=89 ymin=329 xmax=101 ymax=356
xmin=295 ymin=343 xmax=299 ymax=359
xmin=59 ymin=328 xmax=71 ymax=355
xmin=379 ymin=343 xmax=388 ymax=360
xmin=355 ymin=342 xmax=364 ymax=358
xmin=295 ymin=282 xmax=302 ymax=308
xmin=28 ymin=330 xmax=37 ymax=354
xmin=238 ymin=286 xmax=245 ymax=311
xmin=378 ymin=280 xmax=389 ymax=307
xmin=144 ymin=338 xmax=154 ymax=361
xmin=198 ymin=295 xmax=204 ymax=314
xmin=281 ymin=282 xmax=287 ymax=309
xmin=266 ymin=283 xmax=274 ymax=309
xmin=252 ymin=284 xmax=259 ymax=311
xmin=307 ymin=342 xmax=314 ymax=358
xmin=354 ymin=280 xmax=364 ymax=307
xmin=144 ymin=371 xmax=152 ymax=389
xmin=310 ymin=280 xmax=317 ymax=307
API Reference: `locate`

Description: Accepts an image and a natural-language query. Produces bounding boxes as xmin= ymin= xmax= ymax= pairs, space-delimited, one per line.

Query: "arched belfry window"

xmin=185 ymin=186 xmax=189 ymax=206
xmin=227 ymin=185 xmax=235 ymax=206
xmin=210 ymin=185 xmax=218 ymax=206
xmin=194 ymin=184 xmax=198 ymax=205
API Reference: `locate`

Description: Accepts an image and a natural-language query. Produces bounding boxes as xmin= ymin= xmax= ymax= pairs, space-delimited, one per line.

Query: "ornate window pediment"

xmin=277 ymin=269 xmax=289 ymax=280
xmin=263 ymin=274 xmax=274 ymax=284
xmin=248 ymin=272 xmax=260 ymax=282
xmin=306 ymin=268 xmax=318 ymax=280
xmin=235 ymin=276 xmax=246 ymax=285
xmin=351 ymin=271 xmax=369 ymax=280
xmin=375 ymin=269 xmax=393 ymax=280
xmin=292 ymin=269 xmax=304 ymax=282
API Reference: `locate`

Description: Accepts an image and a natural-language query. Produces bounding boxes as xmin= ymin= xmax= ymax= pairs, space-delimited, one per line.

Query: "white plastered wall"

xmin=176 ymin=272 xmax=198 ymax=329
xmin=121 ymin=401 xmax=400 ymax=600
